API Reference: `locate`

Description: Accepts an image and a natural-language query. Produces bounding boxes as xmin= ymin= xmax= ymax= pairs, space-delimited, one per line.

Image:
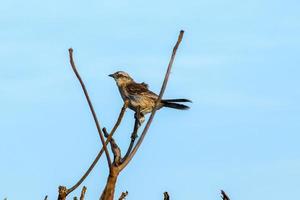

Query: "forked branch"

xmin=61 ymin=31 xmax=185 ymax=200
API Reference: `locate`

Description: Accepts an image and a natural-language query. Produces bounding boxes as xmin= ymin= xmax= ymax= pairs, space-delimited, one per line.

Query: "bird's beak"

xmin=108 ymin=74 xmax=115 ymax=78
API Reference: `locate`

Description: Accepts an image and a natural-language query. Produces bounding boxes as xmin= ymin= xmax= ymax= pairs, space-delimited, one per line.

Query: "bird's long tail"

xmin=161 ymin=99 xmax=191 ymax=110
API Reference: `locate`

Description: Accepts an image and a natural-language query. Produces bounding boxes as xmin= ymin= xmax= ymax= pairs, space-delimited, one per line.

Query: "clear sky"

xmin=1 ymin=0 xmax=300 ymax=199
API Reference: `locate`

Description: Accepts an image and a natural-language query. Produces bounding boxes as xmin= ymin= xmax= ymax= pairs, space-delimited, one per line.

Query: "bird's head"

xmin=109 ymin=71 xmax=133 ymax=86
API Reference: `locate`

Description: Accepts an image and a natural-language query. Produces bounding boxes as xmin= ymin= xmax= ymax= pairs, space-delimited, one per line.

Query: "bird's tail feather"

xmin=161 ymin=99 xmax=191 ymax=110
xmin=162 ymin=98 xmax=192 ymax=103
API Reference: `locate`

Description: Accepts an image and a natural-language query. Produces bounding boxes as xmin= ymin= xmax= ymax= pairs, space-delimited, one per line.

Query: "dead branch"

xmin=119 ymin=30 xmax=184 ymax=171
xmin=121 ymin=118 xmax=139 ymax=163
xmin=103 ymin=128 xmax=122 ymax=165
xmin=163 ymin=192 xmax=170 ymax=200
xmin=58 ymin=186 xmax=67 ymax=200
xmin=221 ymin=190 xmax=230 ymax=200
xmin=68 ymin=48 xmax=111 ymax=167
xmin=118 ymin=191 xmax=128 ymax=200
xmin=80 ymin=186 xmax=87 ymax=200
xmin=99 ymin=166 xmax=120 ymax=200
xmin=67 ymin=103 xmax=127 ymax=194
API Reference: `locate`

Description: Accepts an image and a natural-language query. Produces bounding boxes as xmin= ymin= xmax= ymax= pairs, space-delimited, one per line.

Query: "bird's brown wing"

xmin=126 ymin=82 xmax=150 ymax=94
xmin=126 ymin=82 xmax=158 ymax=100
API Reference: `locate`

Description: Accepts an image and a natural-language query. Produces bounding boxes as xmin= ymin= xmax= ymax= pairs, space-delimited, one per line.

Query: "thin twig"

xmin=44 ymin=195 xmax=48 ymax=200
xmin=68 ymin=48 xmax=111 ymax=167
xmin=119 ymin=30 xmax=184 ymax=171
xmin=67 ymin=103 xmax=127 ymax=194
xmin=80 ymin=186 xmax=87 ymax=200
xmin=118 ymin=191 xmax=128 ymax=200
xmin=221 ymin=190 xmax=230 ymax=200
xmin=121 ymin=118 xmax=139 ymax=162
xmin=163 ymin=192 xmax=170 ymax=200
xmin=103 ymin=128 xmax=122 ymax=165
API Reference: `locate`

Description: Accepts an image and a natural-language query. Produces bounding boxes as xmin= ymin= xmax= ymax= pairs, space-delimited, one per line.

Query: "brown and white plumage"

xmin=109 ymin=71 xmax=191 ymax=123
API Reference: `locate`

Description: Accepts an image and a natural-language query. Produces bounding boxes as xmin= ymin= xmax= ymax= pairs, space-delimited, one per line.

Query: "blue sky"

xmin=1 ymin=0 xmax=300 ymax=199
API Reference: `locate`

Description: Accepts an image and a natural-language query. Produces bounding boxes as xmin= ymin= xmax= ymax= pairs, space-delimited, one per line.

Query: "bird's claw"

xmin=134 ymin=112 xmax=145 ymax=126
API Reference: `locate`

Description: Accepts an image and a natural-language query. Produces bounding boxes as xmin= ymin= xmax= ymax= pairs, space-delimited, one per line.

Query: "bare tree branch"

xmin=68 ymin=48 xmax=112 ymax=167
xmin=103 ymin=128 xmax=122 ymax=165
xmin=221 ymin=190 xmax=230 ymax=200
xmin=61 ymin=31 xmax=185 ymax=200
xmin=67 ymin=103 xmax=128 ymax=194
xmin=80 ymin=186 xmax=87 ymax=200
xmin=118 ymin=191 xmax=128 ymax=200
xmin=121 ymin=118 xmax=139 ymax=163
xmin=119 ymin=30 xmax=185 ymax=171
xmin=58 ymin=186 xmax=67 ymax=200
xmin=163 ymin=192 xmax=170 ymax=200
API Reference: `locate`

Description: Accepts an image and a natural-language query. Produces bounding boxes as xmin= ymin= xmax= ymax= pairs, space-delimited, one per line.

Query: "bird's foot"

xmin=134 ymin=112 xmax=144 ymax=126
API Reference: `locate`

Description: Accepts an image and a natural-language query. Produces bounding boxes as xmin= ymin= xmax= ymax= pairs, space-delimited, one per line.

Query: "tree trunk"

xmin=100 ymin=166 xmax=119 ymax=200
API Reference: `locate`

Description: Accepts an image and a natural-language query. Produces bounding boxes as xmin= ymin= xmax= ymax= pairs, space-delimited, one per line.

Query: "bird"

xmin=109 ymin=71 xmax=191 ymax=124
